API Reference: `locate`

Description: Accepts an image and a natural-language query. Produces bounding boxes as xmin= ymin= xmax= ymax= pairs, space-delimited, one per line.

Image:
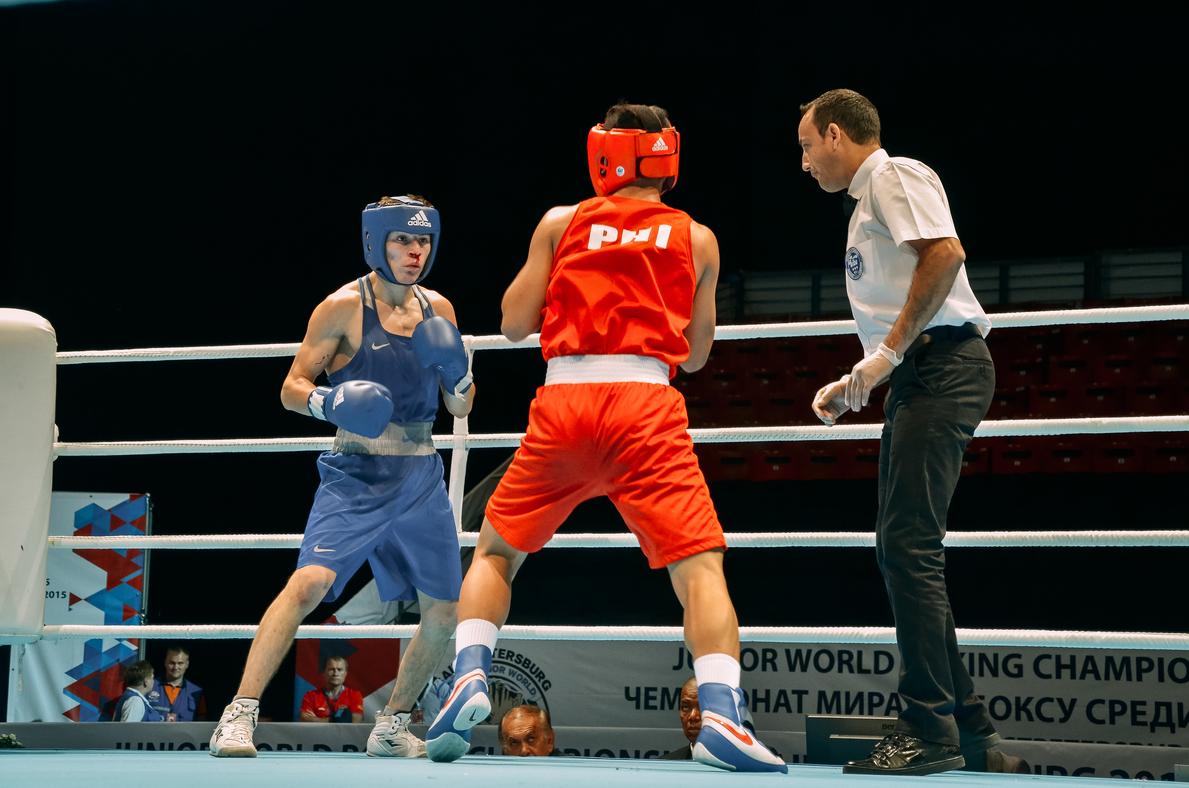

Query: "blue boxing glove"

xmin=411 ymin=316 xmax=473 ymax=397
xmin=307 ymin=380 xmax=394 ymax=439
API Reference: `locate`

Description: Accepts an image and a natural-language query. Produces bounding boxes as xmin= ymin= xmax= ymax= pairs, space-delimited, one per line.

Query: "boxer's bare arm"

xmin=280 ymin=290 xmax=358 ymax=414
xmin=681 ymin=221 xmax=720 ymax=373
xmin=422 ymin=289 xmax=475 ymax=419
xmin=501 ymin=205 xmax=577 ymax=342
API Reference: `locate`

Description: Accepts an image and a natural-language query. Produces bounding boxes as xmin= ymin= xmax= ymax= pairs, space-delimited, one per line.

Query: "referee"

xmin=798 ymin=89 xmax=998 ymax=776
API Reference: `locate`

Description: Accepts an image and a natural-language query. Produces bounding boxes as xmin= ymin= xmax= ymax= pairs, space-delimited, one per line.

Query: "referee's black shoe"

xmin=843 ymin=733 xmax=965 ymax=776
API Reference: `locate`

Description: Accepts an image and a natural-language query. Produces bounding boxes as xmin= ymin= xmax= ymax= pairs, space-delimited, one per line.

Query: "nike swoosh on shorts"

xmin=313 ymin=546 xmax=335 ymax=553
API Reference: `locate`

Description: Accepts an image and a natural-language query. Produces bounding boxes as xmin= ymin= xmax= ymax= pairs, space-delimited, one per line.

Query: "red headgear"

xmin=586 ymin=123 xmax=680 ymax=197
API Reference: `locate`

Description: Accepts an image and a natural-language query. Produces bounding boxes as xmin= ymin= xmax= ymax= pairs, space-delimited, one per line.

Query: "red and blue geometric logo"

xmin=60 ymin=495 xmax=147 ymax=722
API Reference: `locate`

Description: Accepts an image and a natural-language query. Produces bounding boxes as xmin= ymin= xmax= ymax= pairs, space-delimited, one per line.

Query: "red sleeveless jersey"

xmin=540 ymin=196 xmax=696 ymax=373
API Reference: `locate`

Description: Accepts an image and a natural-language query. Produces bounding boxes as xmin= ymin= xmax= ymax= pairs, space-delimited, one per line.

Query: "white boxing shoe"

xmin=210 ymin=698 xmax=259 ymax=757
xmin=367 ymin=712 xmax=427 ymax=758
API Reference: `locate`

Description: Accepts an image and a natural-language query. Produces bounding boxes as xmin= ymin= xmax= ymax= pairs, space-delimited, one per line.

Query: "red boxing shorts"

xmin=485 ymin=380 xmax=725 ymax=569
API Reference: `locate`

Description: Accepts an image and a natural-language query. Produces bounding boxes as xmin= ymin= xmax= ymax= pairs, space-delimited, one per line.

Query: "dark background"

xmin=1 ymin=0 xmax=1185 ymax=721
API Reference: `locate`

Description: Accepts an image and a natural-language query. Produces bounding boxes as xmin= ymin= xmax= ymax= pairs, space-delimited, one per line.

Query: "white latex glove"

xmin=845 ymin=347 xmax=897 ymax=412
xmin=812 ymin=376 xmax=851 ymax=426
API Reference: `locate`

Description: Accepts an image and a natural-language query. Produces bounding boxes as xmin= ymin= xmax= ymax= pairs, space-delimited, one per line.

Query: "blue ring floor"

xmin=1 ymin=750 xmax=1052 ymax=787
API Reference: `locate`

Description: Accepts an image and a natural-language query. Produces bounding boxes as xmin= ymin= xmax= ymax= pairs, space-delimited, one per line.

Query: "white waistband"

xmin=544 ymin=355 xmax=670 ymax=386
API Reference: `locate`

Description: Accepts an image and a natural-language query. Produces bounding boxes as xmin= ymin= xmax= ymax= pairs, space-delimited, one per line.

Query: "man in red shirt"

xmin=425 ymin=104 xmax=785 ymax=773
xmin=299 ymin=656 xmax=363 ymax=723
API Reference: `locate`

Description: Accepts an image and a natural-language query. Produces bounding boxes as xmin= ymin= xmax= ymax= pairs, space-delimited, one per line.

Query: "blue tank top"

xmin=327 ymin=277 xmax=439 ymax=424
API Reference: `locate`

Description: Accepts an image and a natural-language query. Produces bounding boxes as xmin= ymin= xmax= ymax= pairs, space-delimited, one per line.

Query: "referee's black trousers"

xmin=875 ymin=330 xmax=995 ymax=746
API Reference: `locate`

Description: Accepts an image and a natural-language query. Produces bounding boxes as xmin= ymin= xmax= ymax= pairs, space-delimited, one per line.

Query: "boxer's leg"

xmin=211 ymin=564 xmax=335 ymax=757
xmin=369 ymin=591 xmax=458 ymax=758
xmin=426 ymin=519 xmax=527 ymax=762
xmin=237 ymin=565 xmax=336 ymax=697
xmin=458 ymin=518 xmax=528 ymax=625
xmin=666 ymin=549 xmax=738 ymax=660
xmin=386 ymin=592 xmax=458 ymax=713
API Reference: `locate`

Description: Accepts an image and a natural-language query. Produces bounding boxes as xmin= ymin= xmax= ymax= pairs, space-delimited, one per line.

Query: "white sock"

xmin=694 ymin=653 xmax=741 ymax=688
xmin=455 ymin=618 xmax=499 ymax=655
xmin=231 ymin=695 xmax=260 ymax=707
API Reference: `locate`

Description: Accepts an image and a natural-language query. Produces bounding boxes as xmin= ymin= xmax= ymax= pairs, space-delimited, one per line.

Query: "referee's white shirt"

xmin=845 ymin=149 xmax=991 ymax=356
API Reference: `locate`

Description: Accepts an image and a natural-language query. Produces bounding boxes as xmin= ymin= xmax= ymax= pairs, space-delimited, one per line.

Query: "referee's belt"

xmin=904 ymin=322 xmax=983 ymax=357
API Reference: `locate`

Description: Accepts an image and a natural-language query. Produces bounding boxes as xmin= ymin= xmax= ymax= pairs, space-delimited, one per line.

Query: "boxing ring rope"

xmin=34 ymin=302 xmax=1187 ymax=649
xmin=34 ymin=624 xmax=1189 ymax=650
xmin=52 ymin=304 xmax=1189 ymax=363
xmin=50 ymin=416 xmax=1189 ymax=457
xmin=45 ymin=530 xmax=1189 ymax=550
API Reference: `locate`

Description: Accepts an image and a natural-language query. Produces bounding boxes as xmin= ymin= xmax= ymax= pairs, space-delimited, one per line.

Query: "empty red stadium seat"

xmin=769 ymin=340 xmax=810 ymax=369
xmin=986 ymin=387 xmax=1029 ymax=420
xmin=750 ymin=445 xmax=799 ymax=482
xmin=1048 ymin=355 xmax=1092 ymax=388
xmin=789 ymin=367 xmax=824 ymax=395
xmin=1144 ymin=440 xmax=1188 ymax=474
xmin=684 ymin=396 xmax=718 ymax=428
xmin=1116 ymin=326 xmax=1150 ymax=358
xmin=694 ymin=446 xmax=753 ymax=482
xmin=1093 ymin=355 xmax=1140 ymax=386
xmin=1062 ymin=325 xmax=1102 ymax=356
xmin=993 ymin=438 xmax=1045 ymax=474
xmin=804 ymin=445 xmax=847 ymax=480
xmin=1024 ymin=327 xmax=1065 ymax=358
xmin=708 ymin=370 xmax=742 ymax=394
xmin=1146 ymin=352 xmax=1184 ymax=381
xmin=1126 ymin=383 xmax=1173 ymax=415
xmin=851 ymin=441 xmax=881 ymax=480
xmin=755 ymin=394 xmax=813 ymax=426
xmin=1093 ymin=441 xmax=1143 ymax=473
xmin=1041 ymin=440 xmax=1094 ymax=474
xmin=1082 ymin=384 xmax=1125 ymax=417
xmin=724 ymin=395 xmax=761 ymax=426
xmin=1030 ymin=385 xmax=1085 ymax=419
xmin=742 ymin=368 xmax=788 ymax=399
xmin=1154 ymin=324 xmax=1188 ymax=356
xmin=960 ymin=440 xmax=991 ymax=476
xmin=1003 ymin=358 xmax=1046 ymax=388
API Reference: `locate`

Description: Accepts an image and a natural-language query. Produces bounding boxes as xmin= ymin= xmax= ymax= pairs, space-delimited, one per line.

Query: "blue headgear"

xmin=361 ymin=197 xmax=441 ymax=284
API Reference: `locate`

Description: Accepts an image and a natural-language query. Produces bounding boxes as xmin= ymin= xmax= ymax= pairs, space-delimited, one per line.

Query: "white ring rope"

xmin=54 ymin=304 xmax=1189 ymax=362
xmin=51 ymin=416 xmax=1189 ymax=457
xmin=32 ymin=624 xmax=1189 ymax=650
xmin=46 ymin=530 xmax=1189 ymax=551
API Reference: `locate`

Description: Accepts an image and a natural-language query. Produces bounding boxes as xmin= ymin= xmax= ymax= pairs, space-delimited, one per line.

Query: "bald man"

xmin=498 ymin=705 xmax=561 ymax=757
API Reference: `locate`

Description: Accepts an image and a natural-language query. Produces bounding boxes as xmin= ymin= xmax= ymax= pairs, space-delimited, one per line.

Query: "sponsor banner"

xmin=1002 ymin=739 xmax=1185 ymax=780
xmin=423 ymin=641 xmax=1189 ymax=747
xmin=7 ymin=493 xmax=149 ymax=723
xmin=0 ymin=722 xmax=1181 ymax=777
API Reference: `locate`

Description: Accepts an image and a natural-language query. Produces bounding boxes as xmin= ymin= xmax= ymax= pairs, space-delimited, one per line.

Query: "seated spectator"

xmin=114 ymin=660 xmax=164 ymax=722
xmin=659 ymin=677 xmax=699 ymax=760
xmin=499 ymin=705 xmax=561 ymax=756
xmin=148 ymin=644 xmax=206 ymax=721
xmin=299 ymin=656 xmax=363 ymax=723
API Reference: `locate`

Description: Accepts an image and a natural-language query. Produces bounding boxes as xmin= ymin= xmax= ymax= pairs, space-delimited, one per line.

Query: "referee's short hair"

xmin=800 ymin=89 xmax=881 ymax=146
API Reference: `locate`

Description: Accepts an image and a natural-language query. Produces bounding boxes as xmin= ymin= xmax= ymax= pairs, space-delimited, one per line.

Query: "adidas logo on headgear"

xmin=407 ymin=209 xmax=432 ymax=227
xmin=651 ymin=137 xmax=668 ymax=152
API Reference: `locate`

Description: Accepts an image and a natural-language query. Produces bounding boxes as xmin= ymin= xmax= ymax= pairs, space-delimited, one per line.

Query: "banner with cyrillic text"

xmin=428 ymin=641 xmax=1189 ymax=746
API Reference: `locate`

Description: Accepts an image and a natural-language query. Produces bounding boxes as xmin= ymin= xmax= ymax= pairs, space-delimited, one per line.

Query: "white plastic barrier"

xmin=0 ymin=310 xmax=57 ymax=645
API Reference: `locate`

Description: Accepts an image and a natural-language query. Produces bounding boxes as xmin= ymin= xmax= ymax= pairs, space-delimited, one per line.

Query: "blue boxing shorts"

xmin=297 ymin=451 xmax=462 ymax=604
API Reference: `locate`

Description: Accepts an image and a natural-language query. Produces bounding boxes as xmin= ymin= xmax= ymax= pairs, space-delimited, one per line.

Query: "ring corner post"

xmin=0 ymin=309 xmax=57 ymax=647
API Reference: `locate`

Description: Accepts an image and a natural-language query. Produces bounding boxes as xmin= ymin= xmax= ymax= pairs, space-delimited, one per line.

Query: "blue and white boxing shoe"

xmin=693 ymin=683 xmax=788 ymax=773
xmin=425 ymin=645 xmax=492 ymax=762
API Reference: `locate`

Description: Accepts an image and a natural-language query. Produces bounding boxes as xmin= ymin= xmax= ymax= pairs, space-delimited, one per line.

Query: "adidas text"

xmin=651 ymin=137 xmax=669 ymax=152
xmin=407 ymin=209 xmax=432 ymax=228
